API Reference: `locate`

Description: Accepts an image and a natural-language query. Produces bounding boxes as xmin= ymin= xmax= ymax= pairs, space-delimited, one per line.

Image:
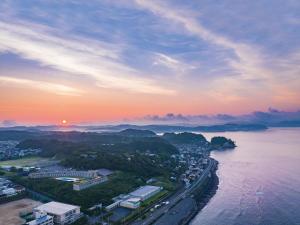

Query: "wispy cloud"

xmin=134 ymin=0 xmax=300 ymax=103
xmin=134 ymin=0 xmax=264 ymax=78
xmin=153 ymin=53 xmax=196 ymax=75
xmin=0 ymin=20 xmax=175 ymax=95
xmin=0 ymin=76 xmax=83 ymax=96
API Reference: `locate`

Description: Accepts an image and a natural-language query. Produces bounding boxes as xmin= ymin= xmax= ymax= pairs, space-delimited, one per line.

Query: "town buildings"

xmin=0 ymin=141 xmax=41 ymax=160
xmin=0 ymin=177 xmax=25 ymax=197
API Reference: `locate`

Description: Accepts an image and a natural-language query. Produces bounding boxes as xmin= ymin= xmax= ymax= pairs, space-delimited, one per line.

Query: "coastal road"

xmin=132 ymin=158 xmax=216 ymax=225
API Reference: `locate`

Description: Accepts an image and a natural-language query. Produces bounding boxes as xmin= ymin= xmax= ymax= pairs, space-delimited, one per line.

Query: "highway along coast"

xmin=132 ymin=157 xmax=219 ymax=225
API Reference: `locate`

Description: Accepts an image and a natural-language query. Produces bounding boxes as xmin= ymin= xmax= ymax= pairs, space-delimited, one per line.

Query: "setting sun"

xmin=62 ymin=120 xmax=67 ymax=125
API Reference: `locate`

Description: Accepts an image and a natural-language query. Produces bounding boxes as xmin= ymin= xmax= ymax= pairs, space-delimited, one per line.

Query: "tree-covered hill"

xmin=210 ymin=136 xmax=236 ymax=149
xmin=117 ymin=128 xmax=157 ymax=137
xmin=162 ymin=132 xmax=208 ymax=145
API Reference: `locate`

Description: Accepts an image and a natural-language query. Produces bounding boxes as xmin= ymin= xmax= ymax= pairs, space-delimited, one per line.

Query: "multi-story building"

xmin=34 ymin=202 xmax=81 ymax=225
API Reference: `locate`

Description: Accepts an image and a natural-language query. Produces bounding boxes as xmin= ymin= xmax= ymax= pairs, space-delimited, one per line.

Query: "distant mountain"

xmin=0 ymin=123 xmax=269 ymax=134
xmin=193 ymin=123 xmax=267 ymax=132
xmin=89 ymin=123 xmax=268 ymax=133
xmin=269 ymin=120 xmax=300 ymax=127
xmin=117 ymin=129 xmax=156 ymax=137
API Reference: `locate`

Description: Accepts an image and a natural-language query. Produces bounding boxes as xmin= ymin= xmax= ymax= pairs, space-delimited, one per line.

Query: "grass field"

xmin=0 ymin=157 xmax=52 ymax=167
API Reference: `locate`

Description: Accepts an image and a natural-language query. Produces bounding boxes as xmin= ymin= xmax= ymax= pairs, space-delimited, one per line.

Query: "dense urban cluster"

xmin=0 ymin=141 xmax=41 ymax=161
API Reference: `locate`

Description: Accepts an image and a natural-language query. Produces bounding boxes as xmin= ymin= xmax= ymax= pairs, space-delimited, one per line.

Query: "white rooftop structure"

xmin=35 ymin=202 xmax=79 ymax=216
xmin=34 ymin=202 xmax=81 ymax=225
xmin=129 ymin=185 xmax=162 ymax=200
xmin=120 ymin=197 xmax=141 ymax=209
xmin=124 ymin=197 xmax=141 ymax=203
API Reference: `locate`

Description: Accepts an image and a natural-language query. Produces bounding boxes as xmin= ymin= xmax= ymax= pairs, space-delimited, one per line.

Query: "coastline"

xmin=140 ymin=158 xmax=219 ymax=225
xmin=181 ymin=160 xmax=219 ymax=225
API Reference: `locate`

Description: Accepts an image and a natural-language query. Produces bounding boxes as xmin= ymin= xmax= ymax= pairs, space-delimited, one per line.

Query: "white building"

xmin=26 ymin=211 xmax=53 ymax=225
xmin=129 ymin=185 xmax=163 ymax=201
xmin=120 ymin=197 xmax=141 ymax=209
xmin=34 ymin=202 xmax=81 ymax=225
xmin=106 ymin=185 xmax=163 ymax=211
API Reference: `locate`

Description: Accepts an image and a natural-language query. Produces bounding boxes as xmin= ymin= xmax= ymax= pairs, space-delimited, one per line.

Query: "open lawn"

xmin=0 ymin=157 xmax=52 ymax=167
xmin=0 ymin=198 xmax=42 ymax=225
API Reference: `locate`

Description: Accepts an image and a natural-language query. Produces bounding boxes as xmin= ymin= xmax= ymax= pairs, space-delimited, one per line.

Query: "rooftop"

xmin=27 ymin=215 xmax=53 ymax=225
xmin=97 ymin=168 xmax=113 ymax=176
xmin=124 ymin=197 xmax=141 ymax=203
xmin=129 ymin=185 xmax=161 ymax=198
xmin=35 ymin=202 xmax=79 ymax=215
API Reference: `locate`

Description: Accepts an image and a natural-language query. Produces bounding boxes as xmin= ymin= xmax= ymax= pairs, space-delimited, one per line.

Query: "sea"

xmin=191 ymin=128 xmax=300 ymax=225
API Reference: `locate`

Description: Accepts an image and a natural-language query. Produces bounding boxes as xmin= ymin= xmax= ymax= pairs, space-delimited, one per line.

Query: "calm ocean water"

xmin=191 ymin=128 xmax=300 ymax=225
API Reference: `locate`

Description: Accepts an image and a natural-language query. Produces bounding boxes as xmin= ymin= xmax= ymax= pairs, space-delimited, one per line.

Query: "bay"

xmin=191 ymin=128 xmax=300 ymax=225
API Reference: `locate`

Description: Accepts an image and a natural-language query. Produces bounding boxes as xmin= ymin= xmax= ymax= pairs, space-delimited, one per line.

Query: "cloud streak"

xmin=153 ymin=53 xmax=196 ymax=75
xmin=134 ymin=0 xmax=263 ymax=74
xmin=0 ymin=76 xmax=83 ymax=96
xmin=0 ymin=20 xmax=175 ymax=95
xmin=134 ymin=0 xmax=300 ymax=101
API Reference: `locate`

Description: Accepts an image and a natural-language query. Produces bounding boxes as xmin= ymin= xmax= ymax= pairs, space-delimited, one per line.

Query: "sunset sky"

xmin=0 ymin=0 xmax=299 ymax=125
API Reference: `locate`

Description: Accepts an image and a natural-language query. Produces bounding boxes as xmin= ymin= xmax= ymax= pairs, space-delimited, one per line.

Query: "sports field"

xmin=0 ymin=157 xmax=52 ymax=167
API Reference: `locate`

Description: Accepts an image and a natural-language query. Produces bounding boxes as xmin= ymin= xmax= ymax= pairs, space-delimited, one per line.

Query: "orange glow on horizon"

xmin=0 ymin=85 xmax=299 ymax=125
